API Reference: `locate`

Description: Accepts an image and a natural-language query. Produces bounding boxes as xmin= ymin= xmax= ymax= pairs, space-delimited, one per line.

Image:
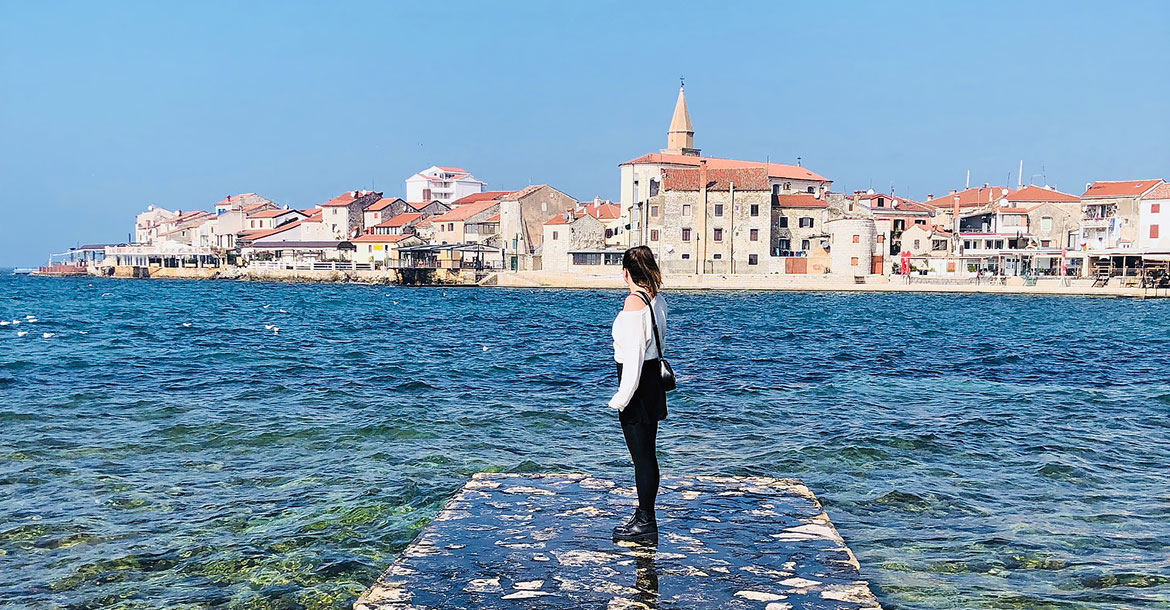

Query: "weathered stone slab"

xmin=355 ymin=473 xmax=880 ymax=609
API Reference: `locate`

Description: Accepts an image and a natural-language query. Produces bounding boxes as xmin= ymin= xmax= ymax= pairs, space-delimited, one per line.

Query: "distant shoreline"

xmin=19 ymin=266 xmax=1167 ymax=298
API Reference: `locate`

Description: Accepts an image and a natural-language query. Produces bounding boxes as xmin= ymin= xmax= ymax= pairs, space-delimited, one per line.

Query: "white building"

xmin=405 ymin=166 xmax=486 ymax=205
xmin=135 ymin=206 xmax=177 ymax=244
xmin=1138 ymin=183 xmax=1170 ymax=252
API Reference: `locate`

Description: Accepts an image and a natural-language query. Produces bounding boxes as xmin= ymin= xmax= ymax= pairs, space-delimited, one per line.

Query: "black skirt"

xmin=616 ymin=359 xmax=668 ymax=425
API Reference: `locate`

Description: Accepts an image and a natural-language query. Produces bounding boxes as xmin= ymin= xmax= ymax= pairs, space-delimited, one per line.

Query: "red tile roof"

xmin=1146 ymin=183 xmax=1170 ymax=200
xmin=437 ymin=166 xmax=467 ymax=173
xmin=774 ymin=193 xmax=828 ymax=208
xmin=406 ymin=200 xmax=444 ymax=211
xmin=662 ymin=167 xmax=770 ymax=191
xmin=430 ymin=200 xmax=499 ymax=223
xmin=351 ymin=233 xmax=415 ymax=243
xmin=1081 ymin=179 xmax=1163 ymax=199
xmin=485 ymin=214 xmax=501 ymax=222
xmin=244 ymin=220 xmax=303 ymax=241
xmin=579 ymin=202 xmax=621 ymax=220
xmin=996 ymin=206 xmax=1037 ymax=214
xmin=544 ymin=215 xmax=573 ymax=226
xmin=320 ymin=191 xmax=375 ymax=207
xmin=248 ymin=208 xmax=305 ymax=219
xmin=451 ymin=191 xmax=513 ymax=205
xmin=621 ymin=153 xmax=829 ymax=182
xmin=923 ymin=186 xmax=1011 ymax=209
xmin=1005 ymin=185 xmax=1079 ymax=203
xmin=366 ymin=197 xmax=403 ymax=212
xmin=374 ymin=213 xmax=422 ymax=228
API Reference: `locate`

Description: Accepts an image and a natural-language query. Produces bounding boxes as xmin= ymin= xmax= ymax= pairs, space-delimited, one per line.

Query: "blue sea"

xmin=1 ymin=275 xmax=1168 ymax=609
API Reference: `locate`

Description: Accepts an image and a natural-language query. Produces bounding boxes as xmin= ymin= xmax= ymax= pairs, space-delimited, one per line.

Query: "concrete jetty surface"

xmin=355 ymin=473 xmax=880 ymax=609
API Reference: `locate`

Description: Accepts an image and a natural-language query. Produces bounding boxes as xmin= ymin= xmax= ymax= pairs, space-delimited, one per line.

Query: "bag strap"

xmin=635 ymin=292 xmax=664 ymax=358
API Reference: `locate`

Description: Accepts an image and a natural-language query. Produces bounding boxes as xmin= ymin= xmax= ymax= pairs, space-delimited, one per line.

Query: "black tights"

xmin=622 ymin=420 xmax=660 ymax=515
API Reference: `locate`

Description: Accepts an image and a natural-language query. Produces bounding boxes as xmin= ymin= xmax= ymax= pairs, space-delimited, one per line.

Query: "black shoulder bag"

xmin=637 ymin=292 xmax=676 ymax=392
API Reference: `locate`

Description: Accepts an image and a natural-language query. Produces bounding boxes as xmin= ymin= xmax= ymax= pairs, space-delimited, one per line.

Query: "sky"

xmin=1 ymin=0 xmax=1168 ymax=266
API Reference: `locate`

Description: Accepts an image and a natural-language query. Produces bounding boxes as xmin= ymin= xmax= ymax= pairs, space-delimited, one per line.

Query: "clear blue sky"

xmin=2 ymin=0 xmax=1168 ymax=266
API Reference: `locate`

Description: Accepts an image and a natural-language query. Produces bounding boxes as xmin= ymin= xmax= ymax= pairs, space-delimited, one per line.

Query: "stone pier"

xmin=355 ymin=473 xmax=880 ymax=609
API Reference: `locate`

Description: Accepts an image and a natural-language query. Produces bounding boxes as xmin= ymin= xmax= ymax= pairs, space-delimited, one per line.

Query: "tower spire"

xmin=663 ymin=80 xmax=699 ymax=156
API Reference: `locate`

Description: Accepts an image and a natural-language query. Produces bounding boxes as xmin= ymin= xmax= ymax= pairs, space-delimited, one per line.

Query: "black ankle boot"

xmin=613 ymin=508 xmax=658 ymax=542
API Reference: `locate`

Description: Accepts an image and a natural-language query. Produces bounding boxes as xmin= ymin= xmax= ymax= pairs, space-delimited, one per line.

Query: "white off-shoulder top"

xmin=608 ymin=293 xmax=667 ymax=411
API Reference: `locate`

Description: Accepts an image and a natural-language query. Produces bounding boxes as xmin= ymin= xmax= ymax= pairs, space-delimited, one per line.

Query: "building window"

xmin=448 ymin=223 xmax=454 ymax=231
xmin=777 ymin=238 xmax=790 ymax=252
xmin=682 ymin=204 xmax=691 ymax=216
xmin=1041 ymin=240 xmax=1051 ymax=247
xmin=801 ymin=239 xmax=810 ymax=251
xmin=541 ymin=202 xmax=547 ymax=212
xmin=1152 ymin=225 xmax=1160 ymax=239
xmin=713 ymin=253 xmax=722 ymax=260
xmin=852 ymin=234 xmax=860 ymax=243
xmin=651 ymin=205 xmax=659 ymax=217
xmin=1153 ymin=203 xmax=1161 ymax=213
xmin=1040 ymin=216 xmax=1053 ymax=232
xmin=750 ymin=204 xmax=760 ymax=216
xmin=750 ymin=229 xmax=759 ymax=241
xmin=572 ymin=252 xmax=602 ymax=265
xmin=714 ymin=204 xmax=724 ymax=217
xmin=932 ymin=239 xmax=946 ymax=250
xmin=749 ymin=254 xmax=759 ymax=265
xmin=713 ymin=228 xmax=724 ymax=241
xmin=605 ymin=228 xmax=613 ymax=238
xmin=772 ymin=184 xmax=780 ymax=195
xmin=681 ymin=253 xmax=690 ymax=259
xmin=650 ymin=229 xmax=659 ymax=241
xmin=914 ymin=239 xmax=921 ymax=249
xmin=799 ymin=217 xmax=814 ymax=228
xmin=877 ymin=235 xmax=885 ymax=243
xmin=681 ymin=228 xmax=691 ymax=241
xmin=552 ymin=231 xmax=558 ymax=240
xmin=876 ymin=197 xmax=885 ymax=208
xmin=850 ymin=256 xmax=859 ymax=266
xmin=778 ymin=216 xmax=789 ymax=228
xmin=915 ymin=219 xmax=926 ymax=225
xmin=807 ymin=186 xmax=815 ymax=193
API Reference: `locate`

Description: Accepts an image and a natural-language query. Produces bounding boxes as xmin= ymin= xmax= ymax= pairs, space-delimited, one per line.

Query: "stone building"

xmin=643 ymin=164 xmax=773 ymax=275
xmin=429 ymin=200 xmax=501 ymax=245
xmin=541 ymin=212 xmax=606 ymax=273
xmin=319 ymin=190 xmax=383 ymax=240
xmin=497 ymin=184 xmax=577 ymax=271
xmin=619 ymin=84 xmax=832 ymax=250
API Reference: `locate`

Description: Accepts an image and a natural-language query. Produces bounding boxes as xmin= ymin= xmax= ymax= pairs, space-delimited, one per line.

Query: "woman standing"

xmin=608 ymin=246 xmax=668 ymax=542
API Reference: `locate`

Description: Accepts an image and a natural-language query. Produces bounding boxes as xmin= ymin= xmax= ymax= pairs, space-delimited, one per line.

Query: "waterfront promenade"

xmin=85 ymin=265 xmax=1169 ymax=298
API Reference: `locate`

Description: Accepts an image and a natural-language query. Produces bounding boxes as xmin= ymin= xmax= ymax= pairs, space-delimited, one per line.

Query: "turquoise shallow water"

xmin=1 ymin=275 xmax=1168 ymax=609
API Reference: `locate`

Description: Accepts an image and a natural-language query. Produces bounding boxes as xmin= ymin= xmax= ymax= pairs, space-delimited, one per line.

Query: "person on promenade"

xmin=608 ymin=245 xmax=668 ymax=542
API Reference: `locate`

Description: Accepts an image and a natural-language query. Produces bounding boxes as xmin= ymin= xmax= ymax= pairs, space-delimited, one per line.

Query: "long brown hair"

xmin=622 ymin=245 xmax=662 ymax=296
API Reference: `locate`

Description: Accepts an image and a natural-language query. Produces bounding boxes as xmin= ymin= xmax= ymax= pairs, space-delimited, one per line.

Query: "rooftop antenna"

xmin=796 ymin=156 xmax=802 ymax=167
xmin=1017 ymin=160 xmax=1023 ymax=189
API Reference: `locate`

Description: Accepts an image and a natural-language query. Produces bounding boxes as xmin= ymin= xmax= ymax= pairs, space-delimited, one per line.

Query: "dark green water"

xmin=1 ymin=276 xmax=1168 ymax=609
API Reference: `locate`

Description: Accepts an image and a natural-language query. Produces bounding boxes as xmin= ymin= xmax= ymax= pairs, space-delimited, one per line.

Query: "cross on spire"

xmin=680 ymin=76 xmax=685 ymax=89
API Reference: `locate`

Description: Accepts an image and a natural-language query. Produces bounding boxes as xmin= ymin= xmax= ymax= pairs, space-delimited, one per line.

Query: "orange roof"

xmin=430 ymin=200 xmax=499 ymax=223
xmin=351 ymin=233 xmax=414 ymax=243
xmin=996 ymin=207 xmax=1036 ymax=214
xmin=1146 ymin=183 xmax=1170 ymax=200
xmin=774 ymin=193 xmax=827 ymax=208
xmin=366 ymin=197 xmax=403 ymax=212
xmin=437 ymin=166 xmax=467 ymax=173
xmin=416 ymin=218 xmax=433 ymax=228
xmin=923 ymin=186 xmax=1010 ymax=209
xmin=579 ymin=202 xmax=620 ymax=220
xmin=486 ymin=214 xmax=501 ymax=222
xmin=451 ymin=191 xmax=512 ymax=206
xmin=214 ymin=193 xmax=257 ymax=207
xmin=321 ymin=191 xmax=376 ymax=207
xmin=245 ymin=219 xmax=303 ymax=241
xmin=621 ymin=153 xmax=829 ymax=182
xmin=662 ymin=167 xmax=771 ymax=191
xmin=1081 ymin=179 xmax=1162 ymax=199
xmin=406 ymin=200 xmax=444 ymax=211
xmin=1005 ymin=185 xmax=1079 ymax=203
xmin=375 ymin=213 xmax=422 ymax=228
xmin=248 ymin=208 xmax=304 ymax=219
xmin=545 ymin=215 xmax=574 ymax=226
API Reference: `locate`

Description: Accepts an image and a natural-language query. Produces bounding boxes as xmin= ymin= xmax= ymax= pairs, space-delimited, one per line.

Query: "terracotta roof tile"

xmin=451 ymin=191 xmax=513 ymax=205
xmin=662 ymin=167 xmax=770 ymax=191
xmin=923 ymin=186 xmax=1011 ymax=209
xmin=430 ymin=200 xmax=498 ymax=222
xmin=351 ymin=233 xmax=415 ymax=243
xmin=1005 ymin=185 xmax=1079 ymax=203
xmin=621 ymin=153 xmax=829 ymax=182
xmin=773 ymin=193 xmax=828 ymax=208
xmin=1146 ymin=183 xmax=1170 ymax=200
xmin=374 ymin=213 xmax=422 ymax=228
xmin=248 ymin=209 xmax=305 ymax=219
xmin=1081 ymin=179 xmax=1163 ymax=199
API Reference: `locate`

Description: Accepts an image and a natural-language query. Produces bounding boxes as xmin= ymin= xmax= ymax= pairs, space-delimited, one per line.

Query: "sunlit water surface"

xmin=1 ymin=276 xmax=1168 ymax=609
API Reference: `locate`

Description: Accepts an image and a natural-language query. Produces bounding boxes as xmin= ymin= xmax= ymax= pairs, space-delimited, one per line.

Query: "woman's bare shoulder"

xmin=622 ymin=294 xmax=648 ymax=312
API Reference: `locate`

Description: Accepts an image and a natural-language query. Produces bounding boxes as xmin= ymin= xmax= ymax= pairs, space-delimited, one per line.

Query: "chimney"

xmin=699 ymin=159 xmax=708 ymax=192
xmin=352 ymin=190 xmax=359 ymax=198
xmin=927 ymin=193 xmax=933 ymax=201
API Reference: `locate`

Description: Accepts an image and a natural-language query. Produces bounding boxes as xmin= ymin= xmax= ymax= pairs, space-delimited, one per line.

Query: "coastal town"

xmin=35 ymin=85 xmax=1170 ymax=293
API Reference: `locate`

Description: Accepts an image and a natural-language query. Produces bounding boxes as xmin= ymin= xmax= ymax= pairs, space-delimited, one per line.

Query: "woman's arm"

xmin=608 ymin=295 xmax=649 ymax=411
